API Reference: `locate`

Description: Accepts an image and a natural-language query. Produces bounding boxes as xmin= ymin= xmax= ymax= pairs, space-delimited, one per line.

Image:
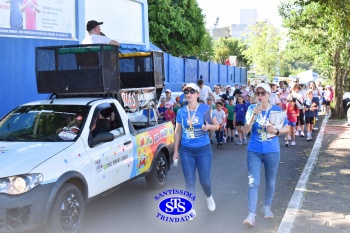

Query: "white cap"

xmin=255 ymin=83 xmax=271 ymax=94
xmin=165 ymin=89 xmax=171 ymax=93
xmin=270 ymin=80 xmax=279 ymax=85
xmin=226 ymin=85 xmax=231 ymax=88
xmin=183 ymin=83 xmax=199 ymax=92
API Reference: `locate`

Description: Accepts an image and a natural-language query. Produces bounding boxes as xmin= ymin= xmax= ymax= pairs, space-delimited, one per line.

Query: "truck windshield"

xmin=0 ymin=105 xmax=90 ymax=142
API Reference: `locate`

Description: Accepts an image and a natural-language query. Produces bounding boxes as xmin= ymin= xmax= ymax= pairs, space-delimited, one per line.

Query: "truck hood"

xmin=0 ymin=141 xmax=73 ymax=177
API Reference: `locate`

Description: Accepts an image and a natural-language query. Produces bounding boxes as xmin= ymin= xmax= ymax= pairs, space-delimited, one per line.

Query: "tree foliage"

xmin=242 ymin=22 xmax=282 ymax=78
xmin=279 ymin=0 xmax=350 ymax=118
xmin=213 ymin=38 xmax=249 ymax=67
xmin=148 ymin=0 xmax=214 ymax=60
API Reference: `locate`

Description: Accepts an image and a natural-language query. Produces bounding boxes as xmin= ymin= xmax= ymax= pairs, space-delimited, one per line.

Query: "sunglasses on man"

xmin=183 ymin=89 xmax=197 ymax=94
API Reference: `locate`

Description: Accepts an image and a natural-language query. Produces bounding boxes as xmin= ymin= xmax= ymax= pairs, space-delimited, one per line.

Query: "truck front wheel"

xmin=145 ymin=151 xmax=168 ymax=189
xmin=46 ymin=183 xmax=85 ymax=233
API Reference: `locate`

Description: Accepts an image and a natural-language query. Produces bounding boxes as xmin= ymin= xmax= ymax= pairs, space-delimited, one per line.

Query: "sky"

xmin=196 ymin=0 xmax=283 ymax=29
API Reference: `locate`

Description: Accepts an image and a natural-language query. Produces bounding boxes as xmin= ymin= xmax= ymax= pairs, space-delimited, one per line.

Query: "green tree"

xmin=213 ymin=38 xmax=249 ymax=67
xmin=242 ymin=22 xmax=282 ymax=78
xmin=279 ymin=0 xmax=350 ymax=118
xmin=148 ymin=0 xmax=213 ymax=60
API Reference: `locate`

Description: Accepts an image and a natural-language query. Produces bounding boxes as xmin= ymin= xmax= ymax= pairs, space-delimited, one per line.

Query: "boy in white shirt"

xmin=213 ymin=101 xmax=226 ymax=149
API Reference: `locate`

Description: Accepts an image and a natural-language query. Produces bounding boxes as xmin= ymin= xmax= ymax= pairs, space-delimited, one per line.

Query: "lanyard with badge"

xmin=257 ymin=104 xmax=271 ymax=141
xmin=187 ymin=104 xmax=199 ymax=138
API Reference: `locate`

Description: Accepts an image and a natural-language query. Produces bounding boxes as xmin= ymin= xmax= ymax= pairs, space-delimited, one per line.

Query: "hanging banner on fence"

xmin=0 ymin=0 xmax=75 ymax=39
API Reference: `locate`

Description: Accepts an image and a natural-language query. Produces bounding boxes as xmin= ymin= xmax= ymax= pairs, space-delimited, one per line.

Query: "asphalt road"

xmin=79 ymin=122 xmax=320 ymax=233
xmin=25 ymin=118 xmax=321 ymax=233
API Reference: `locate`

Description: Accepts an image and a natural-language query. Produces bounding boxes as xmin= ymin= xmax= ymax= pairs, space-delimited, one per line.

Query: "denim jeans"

xmin=215 ymin=129 xmax=223 ymax=143
xmin=179 ymin=144 xmax=212 ymax=199
xmin=247 ymin=150 xmax=280 ymax=214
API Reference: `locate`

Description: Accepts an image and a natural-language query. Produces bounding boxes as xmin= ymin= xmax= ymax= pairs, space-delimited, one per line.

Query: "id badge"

xmin=261 ymin=132 xmax=267 ymax=141
xmin=189 ymin=130 xmax=195 ymax=138
xmin=189 ymin=127 xmax=195 ymax=138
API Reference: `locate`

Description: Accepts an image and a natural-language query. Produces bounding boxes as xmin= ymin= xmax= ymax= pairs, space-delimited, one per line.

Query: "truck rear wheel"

xmin=46 ymin=183 xmax=84 ymax=233
xmin=145 ymin=151 xmax=168 ymax=189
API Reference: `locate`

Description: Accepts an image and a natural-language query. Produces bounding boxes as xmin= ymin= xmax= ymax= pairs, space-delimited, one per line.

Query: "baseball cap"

xmin=183 ymin=83 xmax=199 ymax=92
xmin=226 ymin=85 xmax=231 ymax=89
xmin=86 ymin=20 xmax=103 ymax=31
xmin=165 ymin=89 xmax=171 ymax=93
xmin=270 ymin=80 xmax=279 ymax=85
xmin=165 ymin=102 xmax=173 ymax=108
xmin=220 ymin=93 xmax=229 ymax=101
xmin=206 ymin=96 xmax=213 ymax=100
xmin=255 ymin=83 xmax=271 ymax=94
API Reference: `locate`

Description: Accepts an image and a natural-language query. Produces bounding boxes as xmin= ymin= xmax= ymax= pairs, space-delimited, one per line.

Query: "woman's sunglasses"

xmin=255 ymin=91 xmax=267 ymax=96
xmin=184 ymin=89 xmax=197 ymax=94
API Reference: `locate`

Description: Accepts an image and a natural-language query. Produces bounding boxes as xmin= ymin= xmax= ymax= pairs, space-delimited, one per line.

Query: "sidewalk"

xmin=278 ymin=117 xmax=350 ymax=233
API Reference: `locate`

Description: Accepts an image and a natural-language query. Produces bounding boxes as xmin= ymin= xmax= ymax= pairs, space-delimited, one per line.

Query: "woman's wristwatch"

xmin=275 ymin=129 xmax=280 ymax=136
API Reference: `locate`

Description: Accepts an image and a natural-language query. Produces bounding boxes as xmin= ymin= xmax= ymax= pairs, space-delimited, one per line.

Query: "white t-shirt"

xmin=199 ymin=85 xmax=213 ymax=102
xmin=213 ymin=109 xmax=226 ymax=124
xmin=213 ymin=92 xmax=222 ymax=101
xmin=82 ymin=34 xmax=111 ymax=44
xmin=269 ymin=92 xmax=281 ymax=105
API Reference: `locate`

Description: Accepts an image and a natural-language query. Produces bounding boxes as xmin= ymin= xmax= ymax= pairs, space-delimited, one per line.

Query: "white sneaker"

xmin=206 ymin=195 xmax=216 ymax=211
xmin=188 ymin=209 xmax=196 ymax=220
xmin=300 ymin=131 xmax=305 ymax=137
xmin=295 ymin=131 xmax=299 ymax=136
xmin=285 ymin=141 xmax=289 ymax=147
xmin=261 ymin=205 xmax=274 ymax=218
xmin=291 ymin=141 xmax=296 ymax=146
xmin=243 ymin=213 xmax=256 ymax=227
xmin=307 ymin=136 xmax=312 ymax=141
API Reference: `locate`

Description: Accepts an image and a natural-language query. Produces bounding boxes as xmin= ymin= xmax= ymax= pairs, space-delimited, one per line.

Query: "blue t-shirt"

xmin=179 ymin=94 xmax=188 ymax=106
xmin=176 ymin=104 xmax=212 ymax=147
xmin=245 ymin=104 xmax=288 ymax=153
xmin=303 ymin=98 xmax=318 ymax=117
xmin=235 ymin=103 xmax=248 ymax=122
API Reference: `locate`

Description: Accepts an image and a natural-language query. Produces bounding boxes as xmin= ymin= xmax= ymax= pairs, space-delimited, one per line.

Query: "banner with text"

xmin=0 ymin=0 xmax=75 ymax=39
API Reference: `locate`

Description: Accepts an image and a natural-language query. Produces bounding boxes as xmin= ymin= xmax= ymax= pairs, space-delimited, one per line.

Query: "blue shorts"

xmin=288 ymin=122 xmax=297 ymax=127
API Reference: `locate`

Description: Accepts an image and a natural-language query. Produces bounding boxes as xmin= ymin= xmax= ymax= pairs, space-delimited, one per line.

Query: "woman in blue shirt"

xmin=243 ymin=83 xmax=289 ymax=227
xmin=173 ymin=83 xmax=219 ymax=220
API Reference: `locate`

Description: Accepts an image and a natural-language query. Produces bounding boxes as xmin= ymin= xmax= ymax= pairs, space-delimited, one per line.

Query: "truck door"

xmin=87 ymin=103 xmax=134 ymax=197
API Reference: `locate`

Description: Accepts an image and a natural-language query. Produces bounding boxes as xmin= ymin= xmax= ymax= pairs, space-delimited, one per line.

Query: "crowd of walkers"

xmin=163 ymin=78 xmax=334 ymax=227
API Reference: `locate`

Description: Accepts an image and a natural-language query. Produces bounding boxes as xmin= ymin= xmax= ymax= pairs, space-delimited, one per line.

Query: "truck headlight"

xmin=0 ymin=174 xmax=43 ymax=195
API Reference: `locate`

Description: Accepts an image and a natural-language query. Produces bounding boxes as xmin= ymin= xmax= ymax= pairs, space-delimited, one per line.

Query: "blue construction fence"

xmin=163 ymin=53 xmax=247 ymax=92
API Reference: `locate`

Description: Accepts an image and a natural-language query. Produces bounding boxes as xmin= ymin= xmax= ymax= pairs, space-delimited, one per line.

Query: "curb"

xmin=277 ymin=117 xmax=328 ymax=233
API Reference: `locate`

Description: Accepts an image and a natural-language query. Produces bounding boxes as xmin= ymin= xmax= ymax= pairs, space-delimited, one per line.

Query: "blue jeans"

xmin=215 ymin=129 xmax=223 ymax=143
xmin=247 ymin=150 xmax=280 ymax=214
xmin=179 ymin=144 xmax=212 ymax=199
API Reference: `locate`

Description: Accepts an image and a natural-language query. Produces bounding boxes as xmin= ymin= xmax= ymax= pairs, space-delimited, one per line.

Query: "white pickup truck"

xmin=0 ymin=96 xmax=174 ymax=233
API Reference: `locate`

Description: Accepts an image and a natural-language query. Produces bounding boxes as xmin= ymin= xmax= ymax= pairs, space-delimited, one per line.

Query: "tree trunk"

xmin=332 ymin=48 xmax=344 ymax=119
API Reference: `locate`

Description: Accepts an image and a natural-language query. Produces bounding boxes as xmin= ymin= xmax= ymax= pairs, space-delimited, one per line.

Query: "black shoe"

xmin=247 ymin=132 xmax=251 ymax=137
xmin=219 ymin=142 xmax=223 ymax=149
xmin=227 ymin=136 xmax=230 ymax=142
xmin=231 ymin=137 xmax=234 ymax=142
xmin=235 ymin=133 xmax=238 ymax=137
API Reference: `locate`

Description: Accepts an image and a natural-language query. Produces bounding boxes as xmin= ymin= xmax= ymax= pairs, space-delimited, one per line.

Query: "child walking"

xmin=285 ymin=97 xmax=299 ymax=146
xmin=304 ymin=90 xmax=319 ymax=141
xmin=234 ymin=95 xmax=248 ymax=145
xmin=225 ymin=97 xmax=235 ymax=142
xmin=213 ymin=101 xmax=226 ymax=148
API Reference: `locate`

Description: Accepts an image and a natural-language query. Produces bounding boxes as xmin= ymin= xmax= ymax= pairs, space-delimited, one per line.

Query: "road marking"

xmin=277 ymin=117 xmax=328 ymax=233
